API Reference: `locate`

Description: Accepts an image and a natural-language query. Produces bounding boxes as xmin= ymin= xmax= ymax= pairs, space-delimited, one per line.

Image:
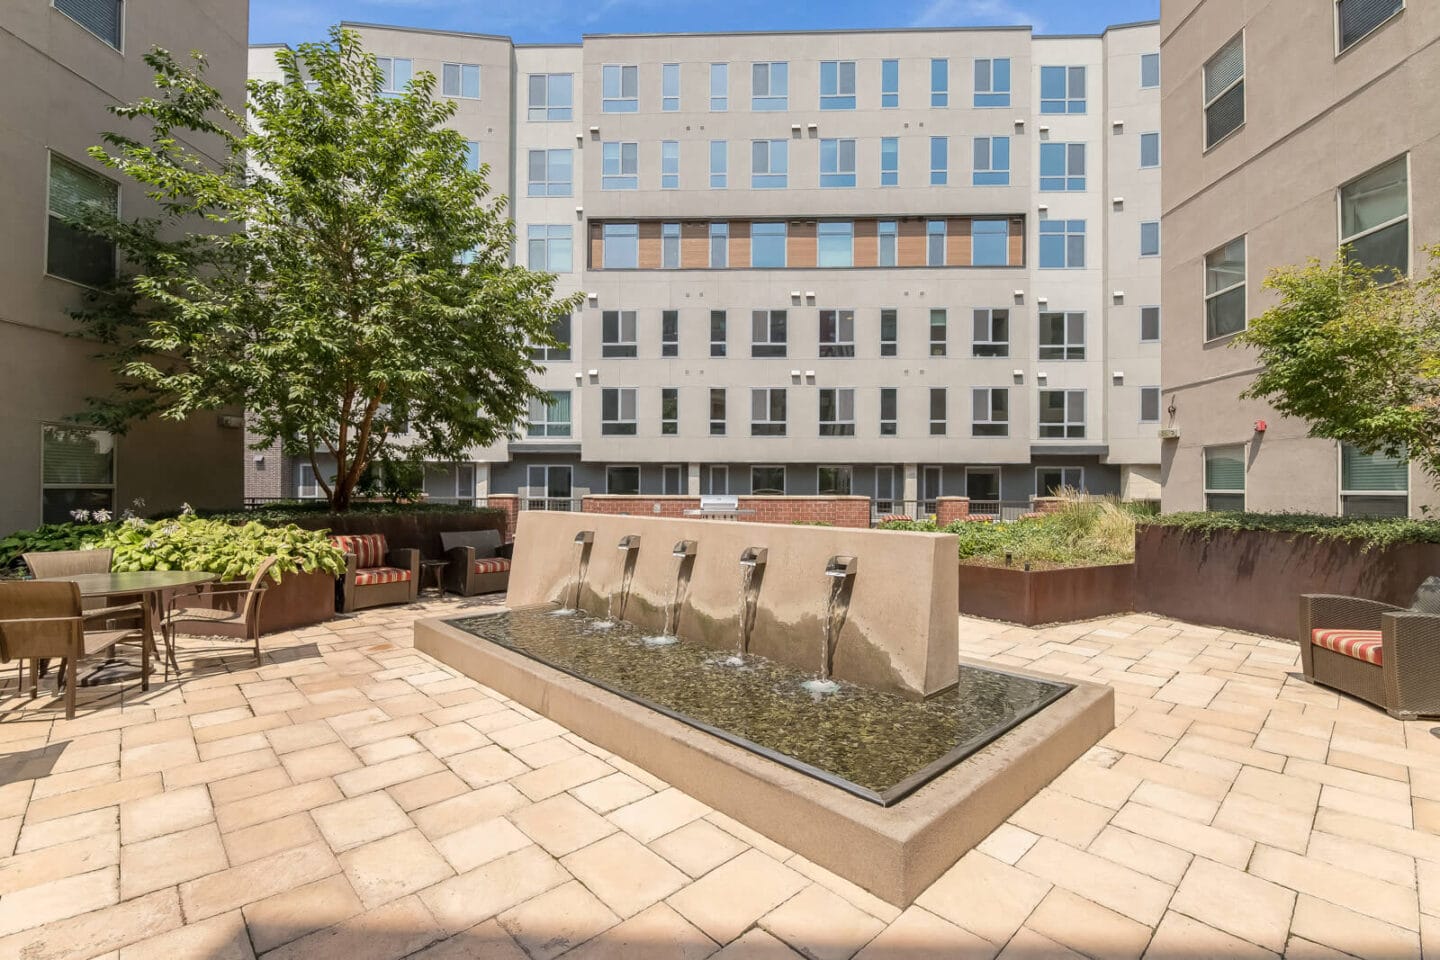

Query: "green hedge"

xmin=1142 ymin=512 xmax=1440 ymax=550
xmin=201 ymin=501 xmax=506 ymax=527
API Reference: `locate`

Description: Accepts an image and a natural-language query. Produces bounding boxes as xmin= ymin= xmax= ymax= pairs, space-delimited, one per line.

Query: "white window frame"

xmin=1140 ymin=52 xmax=1161 ymax=89
xmin=526 ymin=465 xmax=573 ymax=508
xmin=441 ymin=62 xmax=481 ymax=100
xmin=52 ymin=0 xmax=124 ymax=51
xmin=602 ymin=222 xmax=639 ymax=270
xmin=1039 ymin=142 xmax=1086 ymax=192
xmin=752 ymin=139 xmax=788 ymax=189
xmin=972 ymin=387 xmax=1009 ymax=438
xmin=532 ymin=314 xmax=571 ymax=363
xmin=663 ymin=464 xmax=685 ymax=495
xmin=709 ymin=222 xmax=729 ymax=269
xmin=752 ymin=61 xmax=789 ymax=111
xmin=661 ymin=387 xmax=679 ymax=436
xmin=751 ymin=309 xmax=787 ymax=358
xmin=602 ymin=63 xmax=639 ymax=113
xmin=45 ymin=151 xmax=119 ymax=289
xmin=973 ymin=308 xmax=1009 ymax=358
xmin=710 ymin=63 xmax=728 ymax=111
xmin=527 ymin=149 xmax=572 ymax=197
xmin=1039 ymin=219 xmax=1086 ymax=270
xmin=1140 ymin=220 xmax=1162 ymax=258
xmin=929 ymin=387 xmax=947 ymax=436
xmin=710 ymin=311 xmax=727 ymax=358
xmin=709 ymin=387 xmax=727 ymax=435
xmin=818 ymin=388 xmax=856 ymax=437
xmin=1204 ymin=235 xmax=1248 ymax=341
xmin=661 ymin=140 xmax=680 ymax=190
xmin=820 ymin=60 xmax=857 ymax=110
xmin=527 ymin=73 xmax=573 ymax=121
xmin=751 ymin=465 xmax=787 ymax=495
xmin=880 ymin=387 xmax=898 ymax=435
xmin=601 ymin=388 xmax=638 ymax=435
xmin=751 ymin=222 xmax=787 ymax=268
xmin=42 ymin=423 xmax=117 ymax=519
xmin=1336 ymin=0 xmax=1405 ymax=55
xmin=880 ymin=309 xmax=898 ymax=358
xmin=1338 ymin=442 xmax=1410 ymax=516
xmin=930 ymin=58 xmax=949 ymax=107
xmin=526 ymin=224 xmax=572 ymax=273
xmin=1337 ymin=153 xmax=1410 ymax=277
xmin=974 ymin=57 xmax=1011 ymax=107
xmin=1038 ymin=389 xmax=1086 ymax=439
xmin=663 ymin=223 xmax=681 ymax=269
xmin=710 ymin=140 xmax=728 ymax=189
xmin=463 ymin=141 xmax=480 ymax=172
xmin=1040 ymin=65 xmax=1087 ymax=114
xmin=662 ymin=62 xmax=680 ymax=111
xmin=295 ymin=463 xmax=322 ymax=500
xmin=750 ymin=388 xmax=787 ymax=437
xmin=817 ymin=221 xmax=854 ymax=268
xmin=1203 ymin=444 xmax=1247 ymax=511
xmin=926 ymin=220 xmax=946 ymax=267
xmin=375 ymin=57 xmax=412 ymax=96
xmin=1140 ymin=305 xmax=1161 ymax=343
xmin=1140 ymin=132 xmax=1161 ymax=169
xmin=606 ymin=465 xmax=642 ymax=495
xmin=528 ymin=392 xmax=573 ymax=438
xmin=930 ymin=136 xmax=948 ymax=186
xmin=817 ymin=465 xmax=853 ymax=495
xmin=878 ymin=221 xmax=898 ymax=266
xmin=1139 ymin=386 xmax=1161 ymax=424
xmin=601 ymin=310 xmax=638 ymax=358
xmin=820 ymin=138 xmax=857 ymax=188
xmin=601 ymin=141 xmax=639 ymax=190
xmin=880 ymin=138 xmax=899 ymax=187
xmin=661 ymin=310 xmax=679 ymax=357
xmin=1036 ymin=466 xmax=1085 ymax=496
xmin=929 ymin=308 xmax=947 ymax=356
xmin=704 ymin=464 xmax=730 ymax=494
xmin=881 ymin=58 xmax=900 ymax=108
xmin=874 ymin=465 xmax=898 ymax=512
xmin=973 ymin=136 xmax=1010 ymax=186
xmin=1203 ymin=34 xmax=1246 ymax=150
xmin=819 ymin=309 xmax=855 ymax=358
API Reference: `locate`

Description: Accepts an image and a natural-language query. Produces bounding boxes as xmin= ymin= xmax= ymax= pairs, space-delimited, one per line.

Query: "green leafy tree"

xmin=1237 ymin=248 xmax=1440 ymax=478
xmin=72 ymin=28 xmax=580 ymax=510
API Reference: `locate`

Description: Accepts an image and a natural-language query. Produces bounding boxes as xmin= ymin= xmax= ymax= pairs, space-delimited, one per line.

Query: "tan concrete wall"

xmin=505 ymin=511 xmax=959 ymax=698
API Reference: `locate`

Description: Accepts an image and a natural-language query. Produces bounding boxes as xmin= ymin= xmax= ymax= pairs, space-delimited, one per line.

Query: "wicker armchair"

xmin=441 ymin=530 xmax=512 ymax=596
xmin=160 ymin=557 xmax=278 ymax=678
xmin=329 ymin=534 xmax=419 ymax=612
xmin=1299 ymin=592 xmax=1440 ymax=719
xmin=23 ymin=549 xmax=143 ymax=628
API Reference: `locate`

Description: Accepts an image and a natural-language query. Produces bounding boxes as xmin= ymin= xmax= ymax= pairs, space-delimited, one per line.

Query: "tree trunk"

xmin=329 ymin=471 xmax=353 ymax=511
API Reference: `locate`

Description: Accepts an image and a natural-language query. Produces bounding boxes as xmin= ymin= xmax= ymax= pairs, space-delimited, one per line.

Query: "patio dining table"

xmin=35 ymin=570 xmax=218 ymax=685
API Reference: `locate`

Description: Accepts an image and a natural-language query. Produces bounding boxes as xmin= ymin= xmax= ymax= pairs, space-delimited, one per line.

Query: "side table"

xmin=419 ymin=559 xmax=449 ymax=598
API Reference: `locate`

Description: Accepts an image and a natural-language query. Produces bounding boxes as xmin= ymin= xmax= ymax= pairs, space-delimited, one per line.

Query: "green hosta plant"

xmin=95 ymin=516 xmax=345 ymax=582
xmin=0 ymin=523 xmax=110 ymax=571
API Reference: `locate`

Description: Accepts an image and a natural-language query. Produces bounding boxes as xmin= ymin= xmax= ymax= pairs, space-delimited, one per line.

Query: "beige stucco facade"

xmin=0 ymin=1 xmax=247 ymax=533
xmin=1159 ymin=0 xmax=1440 ymax=515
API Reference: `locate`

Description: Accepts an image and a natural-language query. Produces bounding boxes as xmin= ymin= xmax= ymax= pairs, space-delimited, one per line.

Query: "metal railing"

xmin=968 ymin=501 xmax=1039 ymax=523
xmin=520 ymin=497 xmax=585 ymax=512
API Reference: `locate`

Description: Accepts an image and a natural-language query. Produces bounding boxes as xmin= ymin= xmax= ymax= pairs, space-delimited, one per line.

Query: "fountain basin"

xmin=415 ymin=611 xmax=1114 ymax=906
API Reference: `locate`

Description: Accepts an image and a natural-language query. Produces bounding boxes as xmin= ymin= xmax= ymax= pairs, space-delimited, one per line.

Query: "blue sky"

xmin=250 ymin=0 xmax=1160 ymax=46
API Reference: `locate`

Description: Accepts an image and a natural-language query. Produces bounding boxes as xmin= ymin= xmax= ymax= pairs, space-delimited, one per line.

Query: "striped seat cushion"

xmin=877 ymin=515 xmax=914 ymax=525
xmin=330 ymin=534 xmax=388 ymax=569
xmin=354 ymin=566 xmax=411 ymax=587
xmin=1311 ymin=628 xmax=1384 ymax=667
xmin=473 ymin=557 xmax=512 ymax=576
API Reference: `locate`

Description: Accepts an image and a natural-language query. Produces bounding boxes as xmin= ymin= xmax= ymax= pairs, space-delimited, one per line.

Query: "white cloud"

xmin=911 ymin=0 xmax=1043 ymax=31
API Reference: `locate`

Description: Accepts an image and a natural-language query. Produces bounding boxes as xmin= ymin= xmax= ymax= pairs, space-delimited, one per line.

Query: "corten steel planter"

xmin=186 ymin=569 xmax=336 ymax=637
xmin=958 ymin=562 xmax=1136 ymax=626
xmin=1134 ymin=525 xmax=1440 ymax=640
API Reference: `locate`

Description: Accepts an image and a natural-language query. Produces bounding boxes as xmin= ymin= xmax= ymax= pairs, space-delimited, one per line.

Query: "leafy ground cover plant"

xmin=879 ymin=497 xmax=1142 ymax=568
xmin=1141 ymin=512 xmax=1440 ymax=551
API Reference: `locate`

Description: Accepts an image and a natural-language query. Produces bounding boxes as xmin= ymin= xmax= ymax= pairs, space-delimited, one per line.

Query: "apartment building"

xmin=1160 ymin=0 xmax=1439 ymax=516
xmin=253 ymin=20 xmax=1162 ymax=514
xmin=0 ymin=1 xmax=247 ymax=534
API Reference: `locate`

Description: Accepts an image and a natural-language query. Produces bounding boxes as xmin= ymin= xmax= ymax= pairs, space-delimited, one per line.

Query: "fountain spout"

xmin=825 ymin=555 xmax=858 ymax=578
xmin=574 ymin=530 xmax=595 ymax=545
xmin=617 ymin=535 xmax=641 ymax=552
xmin=739 ymin=546 xmax=768 ymax=568
xmin=672 ymin=539 xmax=697 ymax=559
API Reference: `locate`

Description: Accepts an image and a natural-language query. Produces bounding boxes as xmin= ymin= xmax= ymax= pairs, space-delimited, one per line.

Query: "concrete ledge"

xmin=416 ymin=614 xmax=1115 ymax=906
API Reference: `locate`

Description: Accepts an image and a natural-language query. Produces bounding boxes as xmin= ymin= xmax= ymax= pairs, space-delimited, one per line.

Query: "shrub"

xmin=944 ymin=498 xmax=1142 ymax=568
xmin=877 ymin=518 xmax=938 ymax=533
xmin=1142 ymin=512 xmax=1440 ymax=551
xmin=201 ymin=501 xmax=506 ymax=527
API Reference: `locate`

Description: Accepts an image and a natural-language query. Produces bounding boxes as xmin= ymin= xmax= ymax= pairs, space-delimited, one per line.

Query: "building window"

xmin=602 ymin=310 xmax=638 ymax=357
xmin=751 ymin=388 xmax=787 ymax=436
xmin=1204 ymin=36 xmax=1245 ymax=148
xmin=1338 ymin=0 xmax=1405 ymax=53
xmin=442 ymin=62 xmax=480 ymax=99
xmin=930 ymin=58 xmax=949 ymax=107
xmin=47 ymin=154 xmax=117 ymax=287
xmin=818 ymin=221 xmax=854 ymax=268
xmin=663 ymin=223 xmax=681 ymax=269
xmin=662 ymin=141 xmax=680 ymax=189
xmin=532 ymin=314 xmax=571 ymax=363
xmin=880 ymin=309 xmax=898 ymax=357
xmin=1040 ymin=65 xmax=1086 ymax=114
xmin=601 ymin=388 xmax=638 ymax=435
xmin=1140 ymin=52 xmax=1161 ymax=89
xmin=662 ymin=63 xmax=680 ymax=111
xmin=820 ymin=61 xmax=857 ymax=109
xmin=607 ymin=466 xmax=641 ymax=495
xmin=527 ymin=465 xmax=573 ymax=507
xmin=1340 ymin=155 xmax=1409 ymax=279
xmin=880 ymin=388 xmax=898 ymax=435
xmin=295 ymin=464 xmax=322 ymax=501
xmin=926 ymin=220 xmax=946 ymax=267
xmin=710 ymin=63 xmax=728 ymax=111
xmin=1141 ymin=306 xmax=1161 ymax=342
xmin=1203 ymin=445 xmax=1246 ymax=511
xmin=929 ymin=388 xmax=947 ymax=436
xmin=880 ymin=138 xmax=899 ymax=187
xmin=1037 ymin=467 xmax=1084 ymax=496
xmin=1140 ymin=387 xmax=1161 ymax=423
xmin=974 ymin=137 xmax=1011 ymax=186
xmin=710 ymin=388 xmax=727 ymax=435
xmin=751 ymin=309 xmax=787 ymax=357
xmin=527 ymin=149 xmax=572 ymax=197
xmin=602 ymin=223 xmax=639 ymax=269
xmin=602 ymin=141 xmax=639 ymax=190
xmin=972 ymin=388 xmax=1009 ymax=437
xmin=820 ymin=139 xmax=857 ymax=188
xmin=662 ymin=310 xmax=679 ymax=357
xmin=602 ymin=64 xmax=639 ymax=112
xmin=973 ymin=309 xmax=1009 ymax=357
xmin=662 ymin=388 xmax=679 ymax=436
xmin=752 ymin=140 xmax=788 ymax=189
xmin=1039 ymin=142 xmax=1086 ymax=191
xmin=527 ymin=225 xmax=572 ymax=273
xmin=819 ymin=309 xmax=855 ymax=358
xmin=752 ymin=61 xmax=788 ymax=110
xmin=818 ymin=466 xmax=852 ymax=495
xmin=41 ymin=424 xmax=115 ymax=523
xmin=927 ymin=309 xmax=948 ymax=356
xmin=878 ymin=221 xmax=898 ymax=266
xmin=1204 ymin=236 xmax=1247 ymax=340
xmin=1140 ymin=132 xmax=1161 ymax=169
xmin=881 ymin=59 xmax=900 ymax=108
xmin=1038 ymin=390 xmax=1086 ymax=439
xmin=54 ymin=0 xmax=123 ymax=49
xmin=710 ymin=140 xmax=728 ymax=188
xmin=1140 ymin=221 xmax=1161 ymax=257
xmin=1341 ymin=443 xmax=1408 ymax=516
xmin=974 ymin=58 xmax=1011 ymax=107
xmin=463 ymin=141 xmax=480 ymax=172
xmin=1039 ymin=311 xmax=1085 ymax=360
xmin=527 ymin=393 xmax=572 ymax=438
xmin=921 ymin=466 xmax=943 ymax=514
xmin=819 ymin=389 xmax=856 ymax=436
xmin=709 ymin=222 xmax=729 ymax=268
xmin=972 ymin=219 xmax=1009 ymax=267
xmin=711 ymin=310 xmax=727 ymax=357
xmin=376 ymin=57 xmax=412 ymax=97
xmin=751 ymin=466 xmax=786 ymax=495
xmin=751 ymin=222 xmax=787 ymax=268
xmin=704 ymin=464 xmax=729 ymax=493
xmin=1039 ymin=220 xmax=1086 ymax=269
xmin=930 ymin=137 xmax=948 ymax=185
xmin=663 ymin=465 xmax=685 ymax=495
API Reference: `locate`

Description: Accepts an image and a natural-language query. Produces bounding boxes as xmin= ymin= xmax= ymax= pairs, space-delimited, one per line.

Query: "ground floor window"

xmin=1340 ymin=443 xmax=1407 ymax=517
xmin=817 ymin=465 xmax=852 ymax=496
xmin=663 ymin=464 xmax=685 ymax=495
xmin=965 ymin=467 xmax=1000 ymax=503
xmin=1203 ymin=445 xmax=1246 ymax=512
xmin=1036 ymin=466 xmax=1084 ymax=496
xmin=606 ymin=465 xmax=640 ymax=495
xmin=920 ymin=465 xmax=943 ymax=515
xmin=702 ymin=465 xmax=729 ymax=495
xmin=873 ymin=466 xmax=897 ymax=514
xmin=42 ymin=424 xmax=115 ymax=522
xmin=526 ymin=464 xmax=573 ymax=509
xmin=751 ymin=466 xmax=786 ymax=495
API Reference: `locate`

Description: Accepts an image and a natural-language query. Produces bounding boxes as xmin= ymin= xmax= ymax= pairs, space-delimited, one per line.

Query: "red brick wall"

xmin=934 ymin=497 xmax=972 ymax=526
xmin=487 ymin=495 xmax=520 ymax=542
xmin=580 ymin=496 xmax=872 ymax=529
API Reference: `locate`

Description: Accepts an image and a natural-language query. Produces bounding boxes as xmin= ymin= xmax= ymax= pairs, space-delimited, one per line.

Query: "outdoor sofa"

xmin=441 ymin=529 xmax=512 ymax=596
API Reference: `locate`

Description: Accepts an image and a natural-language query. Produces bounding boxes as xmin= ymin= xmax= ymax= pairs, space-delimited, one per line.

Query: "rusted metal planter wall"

xmin=1134 ymin=525 xmax=1440 ymax=640
xmin=958 ymin=563 xmax=1136 ymax=626
xmin=188 ymin=570 xmax=336 ymax=639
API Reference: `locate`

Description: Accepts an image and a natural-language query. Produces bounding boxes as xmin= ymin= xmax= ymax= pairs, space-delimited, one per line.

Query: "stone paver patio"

xmin=1 ymin=597 xmax=1437 ymax=958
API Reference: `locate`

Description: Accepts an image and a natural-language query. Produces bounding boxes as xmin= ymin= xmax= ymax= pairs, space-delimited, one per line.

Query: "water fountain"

xmin=602 ymin=535 xmax=641 ymax=625
xmin=555 ymin=530 xmax=594 ymax=615
xmin=648 ymin=540 xmax=697 ymax=647
xmin=733 ymin=546 xmax=768 ymax=664
xmin=802 ymin=555 xmax=858 ymax=696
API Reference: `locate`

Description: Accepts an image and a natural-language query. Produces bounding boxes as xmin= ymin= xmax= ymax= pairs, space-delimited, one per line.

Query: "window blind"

xmin=55 ymin=0 xmax=122 ymax=48
xmin=1204 ymin=447 xmax=1246 ymax=491
xmin=1204 ymin=38 xmax=1244 ymax=101
xmin=42 ymin=426 xmax=115 ymax=485
xmin=1339 ymin=0 xmax=1404 ymax=51
xmin=49 ymin=156 xmax=117 ymax=221
xmin=1341 ymin=444 xmax=1407 ymax=492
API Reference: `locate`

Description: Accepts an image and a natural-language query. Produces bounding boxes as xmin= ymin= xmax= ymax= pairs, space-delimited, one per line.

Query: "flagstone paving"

xmin=1 ymin=597 xmax=1437 ymax=958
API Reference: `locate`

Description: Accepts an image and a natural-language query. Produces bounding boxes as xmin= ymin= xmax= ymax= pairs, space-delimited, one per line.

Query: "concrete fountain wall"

xmin=505 ymin=511 xmax=960 ymax=700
